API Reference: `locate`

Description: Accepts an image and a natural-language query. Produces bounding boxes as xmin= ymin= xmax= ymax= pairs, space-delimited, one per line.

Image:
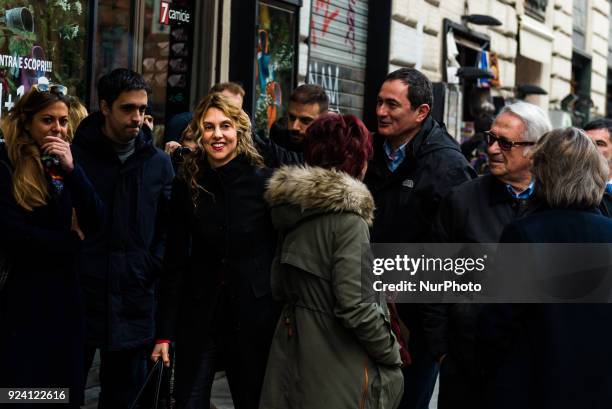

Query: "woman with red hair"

xmin=260 ymin=114 xmax=403 ymax=409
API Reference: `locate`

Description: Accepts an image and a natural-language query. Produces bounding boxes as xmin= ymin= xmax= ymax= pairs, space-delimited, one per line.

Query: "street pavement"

xmin=82 ymin=353 xmax=440 ymax=408
xmin=210 ymin=372 xmax=439 ymax=409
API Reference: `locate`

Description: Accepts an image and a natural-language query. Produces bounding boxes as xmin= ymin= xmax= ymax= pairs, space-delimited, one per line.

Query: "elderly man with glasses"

xmin=425 ymin=101 xmax=552 ymax=409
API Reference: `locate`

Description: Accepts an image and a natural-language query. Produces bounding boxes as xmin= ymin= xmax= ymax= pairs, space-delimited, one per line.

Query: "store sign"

xmin=0 ymin=3 xmax=88 ymax=118
xmin=159 ymin=2 xmax=191 ymax=25
xmin=0 ymin=54 xmax=53 ymax=72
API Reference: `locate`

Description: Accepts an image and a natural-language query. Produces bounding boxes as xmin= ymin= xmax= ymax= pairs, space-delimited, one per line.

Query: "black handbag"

xmin=129 ymin=360 xmax=164 ymax=409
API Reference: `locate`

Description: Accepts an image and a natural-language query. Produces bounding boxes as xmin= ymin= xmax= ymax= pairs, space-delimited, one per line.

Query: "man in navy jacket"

xmin=72 ymin=69 xmax=174 ymax=408
xmin=363 ymin=68 xmax=476 ymax=409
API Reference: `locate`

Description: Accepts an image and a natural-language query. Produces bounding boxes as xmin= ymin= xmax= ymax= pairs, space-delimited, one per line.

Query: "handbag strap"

xmin=129 ymin=360 xmax=164 ymax=409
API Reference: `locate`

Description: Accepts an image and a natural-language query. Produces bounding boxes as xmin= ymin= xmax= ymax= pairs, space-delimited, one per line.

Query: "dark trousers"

xmin=174 ymin=333 xmax=269 ymax=409
xmin=398 ymin=353 xmax=439 ymax=409
xmin=438 ymin=356 xmax=478 ymax=409
xmin=84 ymin=346 xmax=149 ymax=409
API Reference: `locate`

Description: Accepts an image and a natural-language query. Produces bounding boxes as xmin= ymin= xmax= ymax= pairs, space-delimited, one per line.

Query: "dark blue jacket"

xmin=0 ymin=141 xmax=104 ymax=404
xmin=478 ymin=207 xmax=612 ymax=409
xmin=72 ymin=112 xmax=174 ymax=350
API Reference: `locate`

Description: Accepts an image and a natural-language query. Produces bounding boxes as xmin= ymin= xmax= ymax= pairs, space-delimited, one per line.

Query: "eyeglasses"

xmin=485 ymin=131 xmax=535 ymax=151
xmin=32 ymin=83 xmax=68 ymax=96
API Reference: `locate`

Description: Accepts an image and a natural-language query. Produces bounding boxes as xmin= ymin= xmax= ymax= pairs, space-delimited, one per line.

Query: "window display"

xmin=0 ymin=1 xmax=88 ymax=118
xmin=254 ymin=1 xmax=296 ymax=136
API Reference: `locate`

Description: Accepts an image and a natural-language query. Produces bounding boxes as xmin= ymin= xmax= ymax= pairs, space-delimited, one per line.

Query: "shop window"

xmin=0 ymin=1 xmax=89 ymax=118
xmin=141 ymin=0 xmax=194 ymax=137
xmin=254 ymin=0 xmax=297 ymax=136
xmin=90 ymin=0 xmax=194 ymax=141
xmin=90 ymin=0 xmax=133 ymax=107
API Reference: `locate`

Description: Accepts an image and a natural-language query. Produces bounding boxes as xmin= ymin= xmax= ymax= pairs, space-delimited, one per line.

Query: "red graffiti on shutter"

xmin=311 ymin=0 xmax=340 ymax=47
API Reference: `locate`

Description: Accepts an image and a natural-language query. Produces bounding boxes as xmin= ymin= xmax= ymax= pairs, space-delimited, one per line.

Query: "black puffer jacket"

xmin=364 ymin=115 xmax=476 ymax=244
xmin=72 ymin=112 xmax=174 ymax=350
xmin=363 ymin=115 xmax=476 ymax=354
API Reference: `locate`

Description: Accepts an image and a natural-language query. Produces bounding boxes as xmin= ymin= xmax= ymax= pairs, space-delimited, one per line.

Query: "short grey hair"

xmin=498 ymin=102 xmax=552 ymax=155
xmin=532 ymin=127 xmax=608 ymax=208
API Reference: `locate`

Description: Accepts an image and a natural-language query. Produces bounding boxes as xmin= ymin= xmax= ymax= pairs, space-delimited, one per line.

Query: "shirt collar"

xmin=506 ymin=180 xmax=535 ymax=199
xmin=383 ymin=140 xmax=409 ymax=172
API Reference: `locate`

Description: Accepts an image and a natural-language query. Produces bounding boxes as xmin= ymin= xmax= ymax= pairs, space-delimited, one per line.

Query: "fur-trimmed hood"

xmin=264 ymin=165 xmax=375 ymax=229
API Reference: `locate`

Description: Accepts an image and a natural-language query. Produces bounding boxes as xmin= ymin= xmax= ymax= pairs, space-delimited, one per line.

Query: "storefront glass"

xmin=254 ymin=1 xmax=296 ymax=136
xmin=0 ymin=1 xmax=89 ymax=118
xmin=92 ymin=0 xmax=194 ymax=140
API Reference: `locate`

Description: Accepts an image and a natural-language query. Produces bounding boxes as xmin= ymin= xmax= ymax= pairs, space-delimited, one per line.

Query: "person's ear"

xmin=100 ymin=100 xmax=111 ymax=116
xmin=416 ymin=104 xmax=431 ymax=123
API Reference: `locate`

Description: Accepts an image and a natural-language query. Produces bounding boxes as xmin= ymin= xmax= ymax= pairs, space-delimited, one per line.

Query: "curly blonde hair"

xmin=181 ymin=93 xmax=264 ymax=202
xmin=1 ymin=89 xmax=70 ymax=211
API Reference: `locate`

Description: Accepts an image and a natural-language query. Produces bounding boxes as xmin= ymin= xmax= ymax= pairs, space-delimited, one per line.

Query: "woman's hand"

xmin=165 ymin=141 xmax=181 ymax=155
xmin=151 ymin=342 xmax=171 ymax=367
xmin=41 ymin=136 xmax=74 ymax=172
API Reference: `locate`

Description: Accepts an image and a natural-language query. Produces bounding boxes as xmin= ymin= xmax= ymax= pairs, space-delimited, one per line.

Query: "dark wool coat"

xmin=260 ymin=165 xmax=403 ymax=409
xmin=72 ymin=112 xmax=174 ymax=350
xmin=478 ymin=207 xmax=612 ymax=409
xmin=253 ymin=130 xmax=303 ymax=169
xmin=363 ymin=115 xmax=476 ymax=355
xmin=424 ymin=173 xmax=540 ymax=409
xmin=0 ymin=143 xmax=103 ymax=408
xmin=157 ymin=155 xmax=279 ymax=407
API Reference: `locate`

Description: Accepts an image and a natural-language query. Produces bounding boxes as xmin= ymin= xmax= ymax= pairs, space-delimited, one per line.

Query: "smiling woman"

xmin=200 ymin=107 xmax=238 ymax=168
xmin=152 ymin=93 xmax=279 ymax=409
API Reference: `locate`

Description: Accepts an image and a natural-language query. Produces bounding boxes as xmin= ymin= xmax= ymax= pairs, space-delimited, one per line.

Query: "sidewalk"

xmin=83 ymin=362 xmax=439 ymax=409
xmin=209 ymin=372 xmax=439 ymax=409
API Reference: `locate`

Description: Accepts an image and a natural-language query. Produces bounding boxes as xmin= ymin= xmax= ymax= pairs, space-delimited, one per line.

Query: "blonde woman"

xmin=152 ymin=93 xmax=279 ymax=409
xmin=66 ymin=96 xmax=88 ymax=142
xmin=0 ymin=85 xmax=102 ymax=407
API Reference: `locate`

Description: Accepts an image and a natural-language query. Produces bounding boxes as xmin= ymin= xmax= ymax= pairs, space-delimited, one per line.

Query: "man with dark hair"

xmin=363 ymin=68 xmax=476 ymax=409
xmin=72 ymin=68 xmax=174 ymax=408
xmin=254 ymin=84 xmax=328 ymax=168
xmin=271 ymin=84 xmax=329 ymax=152
xmin=585 ymin=118 xmax=612 ymax=216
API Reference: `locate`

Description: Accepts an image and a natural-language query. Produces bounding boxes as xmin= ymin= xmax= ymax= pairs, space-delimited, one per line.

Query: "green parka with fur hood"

xmin=260 ymin=165 xmax=404 ymax=409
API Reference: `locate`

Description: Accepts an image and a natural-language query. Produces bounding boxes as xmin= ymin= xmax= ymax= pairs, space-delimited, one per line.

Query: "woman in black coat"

xmin=478 ymin=127 xmax=612 ymax=409
xmin=151 ymin=93 xmax=278 ymax=409
xmin=0 ymin=86 xmax=103 ymax=407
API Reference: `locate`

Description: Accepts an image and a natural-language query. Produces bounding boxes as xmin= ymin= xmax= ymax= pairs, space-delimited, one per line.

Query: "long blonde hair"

xmin=181 ymin=93 xmax=264 ymax=202
xmin=67 ymin=96 xmax=88 ymax=142
xmin=1 ymin=88 xmax=70 ymax=211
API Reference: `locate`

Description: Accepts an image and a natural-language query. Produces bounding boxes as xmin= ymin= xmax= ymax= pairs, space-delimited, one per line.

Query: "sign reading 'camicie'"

xmin=159 ymin=1 xmax=191 ymax=25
